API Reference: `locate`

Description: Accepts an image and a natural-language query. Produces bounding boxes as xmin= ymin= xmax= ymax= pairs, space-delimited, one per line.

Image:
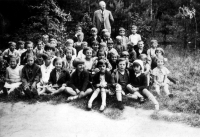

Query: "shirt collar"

xmin=135 ymin=72 xmax=141 ymax=77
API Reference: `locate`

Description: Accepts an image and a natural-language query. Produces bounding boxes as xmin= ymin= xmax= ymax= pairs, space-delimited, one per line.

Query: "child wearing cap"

xmin=20 ymin=55 xmax=41 ymax=98
xmin=112 ymin=58 xmax=130 ymax=110
xmin=114 ymin=36 xmax=126 ymax=56
xmin=77 ymin=42 xmax=88 ymax=59
xmin=128 ymin=25 xmax=142 ymax=46
xmin=119 ymin=27 xmax=129 ymax=48
xmin=127 ymin=60 xmax=159 ymax=110
xmin=87 ymin=27 xmax=101 ymax=47
xmin=91 ymin=41 xmax=99 ymax=57
xmin=88 ymin=59 xmax=114 ymax=111
xmin=17 ymin=41 xmax=26 ymax=56
xmin=21 ymin=41 xmax=36 ymax=65
xmin=107 ymin=39 xmax=118 ymax=60
xmin=74 ymin=32 xmax=84 ymax=55
xmin=152 ymin=56 xmax=173 ymax=98
xmin=127 ymin=42 xmax=137 ymax=63
xmin=3 ymin=57 xmax=23 ymax=96
xmin=65 ymin=39 xmax=77 ymax=58
xmin=67 ymin=58 xmax=93 ymax=101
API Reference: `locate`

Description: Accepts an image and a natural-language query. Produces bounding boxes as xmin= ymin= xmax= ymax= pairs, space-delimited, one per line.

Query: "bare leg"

xmin=100 ymin=88 xmax=106 ymax=111
xmin=142 ymin=89 xmax=159 ymax=110
xmin=79 ymin=88 xmax=93 ymax=98
xmin=88 ymin=88 xmax=100 ymax=109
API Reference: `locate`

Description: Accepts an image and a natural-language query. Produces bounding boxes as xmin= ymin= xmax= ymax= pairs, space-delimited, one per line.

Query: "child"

xmin=77 ymin=42 xmax=88 ymax=59
xmin=3 ymin=41 xmax=20 ymax=63
xmin=147 ymin=39 xmax=158 ymax=59
xmin=121 ymin=51 xmax=131 ymax=68
xmin=3 ymin=57 xmax=22 ymax=95
xmin=63 ymin=47 xmax=75 ymax=74
xmin=91 ymin=41 xmax=99 ymax=57
xmin=109 ymin=52 xmax=118 ymax=73
xmin=74 ymin=32 xmax=84 ymax=55
xmin=112 ymin=58 xmax=130 ymax=110
xmin=119 ymin=27 xmax=129 ymax=48
xmin=67 ymin=58 xmax=93 ymax=101
xmin=128 ymin=25 xmax=142 ymax=46
xmin=0 ymin=52 xmax=9 ymax=93
xmin=135 ymin=40 xmax=147 ymax=58
xmin=114 ymin=36 xmax=126 ymax=56
xmin=65 ymin=39 xmax=77 ymax=58
xmin=42 ymin=34 xmax=49 ymax=44
xmin=107 ymin=39 xmax=118 ymax=60
xmin=21 ymin=55 xmax=41 ymax=98
xmin=37 ymin=53 xmax=54 ymax=95
xmin=151 ymin=47 xmax=166 ymax=70
xmin=83 ymin=47 xmax=97 ymax=71
xmin=17 ymin=41 xmax=26 ymax=56
xmin=44 ymin=43 xmax=56 ymax=63
xmin=20 ymin=41 xmax=36 ymax=65
xmin=34 ymin=40 xmax=44 ymax=58
xmin=127 ymin=60 xmax=159 ymax=110
xmin=152 ymin=56 xmax=173 ymax=98
xmin=87 ymin=27 xmax=101 ymax=47
xmin=102 ymin=31 xmax=112 ymax=43
xmin=127 ymin=42 xmax=137 ymax=63
xmin=46 ymin=57 xmax=74 ymax=96
xmin=73 ymin=26 xmax=83 ymax=42
xmin=88 ymin=59 xmax=114 ymax=111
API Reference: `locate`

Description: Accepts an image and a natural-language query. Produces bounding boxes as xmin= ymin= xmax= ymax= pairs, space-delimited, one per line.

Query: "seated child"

xmin=37 ymin=53 xmax=54 ymax=95
xmin=102 ymin=31 xmax=112 ymax=44
xmin=119 ymin=27 xmax=129 ymax=48
xmin=21 ymin=55 xmax=41 ymax=99
xmin=128 ymin=25 xmax=142 ymax=46
xmin=91 ymin=41 xmax=99 ymax=57
xmin=83 ymin=47 xmax=97 ymax=71
xmin=121 ymin=51 xmax=131 ymax=68
xmin=147 ymin=39 xmax=158 ymax=59
xmin=112 ymin=58 xmax=130 ymax=110
xmin=63 ymin=47 xmax=75 ymax=74
xmin=109 ymin=52 xmax=118 ymax=73
xmin=107 ymin=39 xmax=118 ymax=60
xmin=67 ymin=58 xmax=93 ymax=101
xmin=88 ymin=59 xmax=114 ymax=111
xmin=74 ymin=32 xmax=84 ymax=55
xmin=44 ymin=43 xmax=57 ymax=63
xmin=99 ymin=42 xmax=108 ymax=57
xmin=127 ymin=42 xmax=137 ymax=63
xmin=21 ymin=41 xmax=36 ymax=65
xmin=127 ymin=60 xmax=159 ymax=110
xmin=4 ymin=57 xmax=22 ymax=95
xmin=3 ymin=41 xmax=20 ymax=63
xmin=77 ymin=42 xmax=88 ymax=59
xmin=34 ymin=40 xmax=44 ymax=58
xmin=65 ymin=39 xmax=77 ymax=58
xmin=17 ymin=41 xmax=26 ymax=56
xmin=87 ymin=27 xmax=101 ymax=47
xmin=152 ymin=56 xmax=173 ymax=98
xmin=135 ymin=40 xmax=147 ymax=58
xmin=114 ymin=36 xmax=126 ymax=56
xmin=46 ymin=57 xmax=74 ymax=96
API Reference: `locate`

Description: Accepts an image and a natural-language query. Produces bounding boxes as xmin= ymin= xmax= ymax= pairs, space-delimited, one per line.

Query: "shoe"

xmin=87 ymin=102 xmax=92 ymax=110
xmin=99 ymin=104 xmax=106 ymax=112
xmin=117 ymin=101 xmax=124 ymax=110
xmin=138 ymin=96 xmax=145 ymax=104
xmin=168 ymin=93 xmax=174 ymax=98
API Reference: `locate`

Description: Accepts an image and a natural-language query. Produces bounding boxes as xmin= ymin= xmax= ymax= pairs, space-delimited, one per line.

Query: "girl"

xmin=74 ymin=32 xmax=84 ymax=55
xmin=152 ymin=56 xmax=173 ymax=98
xmin=91 ymin=41 xmax=99 ymax=58
xmin=147 ymin=39 xmax=158 ymax=59
xmin=65 ymin=39 xmax=77 ymax=58
xmin=77 ymin=42 xmax=88 ymax=59
xmin=135 ymin=40 xmax=147 ymax=58
xmin=107 ymin=39 xmax=118 ymax=60
xmin=109 ymin=52 xmax=118 ymax=73
xmin=127 ymin=60 xmax=159 ymax=110
xmin=44 ymin=43 xmax=57 ymax=64
xmin=34 ymin=40 xmax=44 ymax=58
xmin=4 ymin=57 xmax=22 ymax=95
xmin=114 ymin=36 xmax=126 ymax=56
xmin=17 ymin=41 xmax=26 ymax=56
xmin=63 ymin=47 xmax=75 ymax=74
xmin=88 ymin=59 xmax=114 ymax=111
xmin=83 ymin=47 xmax=97 ymax=71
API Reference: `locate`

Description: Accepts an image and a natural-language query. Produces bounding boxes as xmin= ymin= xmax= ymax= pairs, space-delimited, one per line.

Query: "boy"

xmin=147 ymin=39 xmax=158 ymax=59
xmin=119 ymin=27 xmax=129 ymax=48
xmin=65 ymin=39 xmax=77 ymax=58
xmin=91 ymin=41 xmax=99 ymax=57
xmin=128 ymin=25 xmax=142 ymax=46
xmin=34 ymin=40 xmax=44 ymax=58
xmin=17 ymin=41 xmax=26 ymax=56
xmin=83 ymin=47 xmax=97 ymax=71
xmin=42 ymin=34 xmax=49 ymax=44
xmin=87 ymin=27 xmax=101 ymax=47
xmin=63 ymin=47 xmax=75 ymax=73
xmin=107 ymin=39 xmax=118 ymax=60
xmin=114 ymin=36 xmax=126 ymax=56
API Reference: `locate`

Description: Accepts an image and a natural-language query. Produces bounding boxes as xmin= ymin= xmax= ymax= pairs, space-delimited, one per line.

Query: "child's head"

xmin=18 ymin=41 xmax=25 ymax=49
xmin=44 ymin=43 xmax=55 ymax=53
xmin=77 ymin=32 xmax=84 ymax=42
xmin=42 ymin=34 xmax=49 ymax=44
xmin=42 ymin=53 xmax=51 ymax=66
xmin=27 ymin=55 xmax=35 ymax=66
xmin=127 ymin=42 xmax=134 ymax=51
xmin=92 ymin=41 xmax=99 ymax=51
xmin=156 ymin=56 xmax=165 ymax=68
xmin=117 ymin=58 xmax=126 ymax=71
xmin=155 ymin=48 xmax=164 ymax=56
xmin=137 ymin=40 xmax=144 ymax=49
xmin=139 ymin=54 xmax=148 ymax=64
xmin=83 ymin=47 xmax=92 ymax=59
xmin=131 ymin=25 xmax=138 ymax=34
xmin=107 ymin=40 xmax=114 ymax=50
xmin=25 ymin=41 xmax=34 ymax=52
xmin=150 ymin=39 xmax=158 ymax=48
xmin=116 ymin=36 xmax=122 ymax=44
xmin=81 ymin=41 xmax=88 ymax=49
xmin=66 ymin=39 xmax=74 ymax=47
xmin=99 ymin=42 xmax=107 ymax=51
xmin=91 ymin=27 xmax=98 ymax=36
xmin=97 ymin=49 xmax=106 ymax=60
xmin=73 ymin=58 xmax=85 ymax=72
xmin=101 ymin=29 xmax=108 ymax=36
xmin=9 ymin=57 xmax=18 ymax=68
xmin=76 ymin=26 xmax=82 ymax=33
xmin=65 ymin=47 xmax=73 ymax=60
xmin=37 ymin=40 xmax=43 ymax=50
xmin=104 ymin=32 xmax=110 ymax=40
xmin=110 ymin=52 xmax=118 ymax=62
xmin=53 ymin=57 xmax=64 ymax=70
xmin=8 ymin=41 xmax=16 ymax=51
xmin=97 ymin=59 xmax=107 ymax=73
xmin=50 ymin=38 xmax=57 ymax=47
xmin=119 ymin=27 xmax=126 ymax=36
xmin=121 ymin=51 xmax=129 ymax=61
xmin=132 ymin=60 xmax=144 ymax=73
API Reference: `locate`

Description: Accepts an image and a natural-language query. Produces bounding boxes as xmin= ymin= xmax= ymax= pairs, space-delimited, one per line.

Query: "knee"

xmin=126 ymin=84 xmax=132 ymax=90
xmin=101 ymin=88 xmax=106 ymax=93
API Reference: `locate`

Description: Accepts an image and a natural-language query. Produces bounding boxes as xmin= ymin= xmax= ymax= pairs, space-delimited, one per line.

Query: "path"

xmin=0 ymin=102 xmax=200 ymax=137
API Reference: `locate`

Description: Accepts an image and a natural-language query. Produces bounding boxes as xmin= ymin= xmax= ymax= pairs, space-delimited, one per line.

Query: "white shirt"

xmin=40 ymin=63 xmax=54 ymax=83
xmin=152 ymin=67 xmax=170 ymax=83
xmin=128 ymin=34 xmax=141 ymax=45
xmin=18 ymin=49 xmax=26 ymax=56
xmin=77 ymin=49 xmax=85 ymax=59
xmin=83 ymin=57 xmax=97 ymax=70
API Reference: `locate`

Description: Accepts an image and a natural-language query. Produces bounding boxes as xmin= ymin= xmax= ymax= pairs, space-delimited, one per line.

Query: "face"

xmin=92 ymin=44 xmax=99 ymax=51
xmin=77 ymin=64 xmax=84 ymax=72
xmin=43 ymin=37 xmax=49 ymax=43
xmin=77 ymin=35 xmax=83 ymax=41
xmin=122 ymin=54 xmax=129 ymax=61
xmin=98 ymin=53 xmax=105 ymax=60
xmin=131 ymin=27 xmax=137 ymax=34
xmin=66 ymin=50 xmax=72 ymax=59
xmin=81 ymin=43 xmax=87 ymax=49
xmin=133 ymin=65 xmax=141 ymax=74
xmin=91 ymin=30 xmax=97 ymax=36
xmin=67 ymin=41 xmax=74 ymax=47
xmin=19 ymin=44 xmax=24 ymax=49
xmin=45 ymin=58 xmax=51 ymax=66
xmin=10 ymin=45 xmax=15 ymax=51
xmin=76 ymin=27 xmax=82 ymax=33
xmin=10 ymin=59 xmax=17 ymax=68
xmin=50 ymin=41 xmax=57 ymax=47
xmin=156 ymin=50 xmax=162 ymax=56
xmin=100 ymin=2 xmax=106 ymax=10
xmin=26 ymin=44 xmax=33 ymax=52
xmin=27 ymin=57 xmax=34 ymax=66
xmin=37 ymin=41 xmax=43 ymax=50
xmin=99 ymin=64 xmax=106 ymax=73
xmin=86 ymin=50 xmax=92 ymax=59
xmin=152 ymin=42 xmax=158 ymax=48
xmin=111 ymin=55 xmax=117 ymax=62
xmin=119 ymin=31 xmax=125 ymax=36
xmin=138 ymin=42 xmax=144 ymax=49
xmin=157 ymin=59 xmax=164 ymax=68
xmin=55 ymin=60 xmax=62 ymax=70
xmin=118 ymin=61 xmax=126 ymax=71
xmin=107 ymin=43 xmax=113 ymax=50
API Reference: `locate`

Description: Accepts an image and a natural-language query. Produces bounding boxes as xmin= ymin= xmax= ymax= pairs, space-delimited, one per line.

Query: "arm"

xmin=137 ymin=74 xmax=148 ymax=91
xmin=21 ymin=67 xmax=28 ymax=86
xmin=93 ymin=11 xmax=97 ymax=27
xmin=109 ymin=11 xmax=114 ymax=23
xmin=5 ymin=68 xmax=11 ymax=83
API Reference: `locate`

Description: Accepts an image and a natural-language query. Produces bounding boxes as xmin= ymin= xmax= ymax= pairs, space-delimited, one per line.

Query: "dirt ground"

xmin=0 ymin=102 xmax=200 ymax=137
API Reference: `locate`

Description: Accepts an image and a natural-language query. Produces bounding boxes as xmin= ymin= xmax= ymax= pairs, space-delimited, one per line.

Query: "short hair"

xmin=25 ymin=41 xmax=33 ymax=47
xmin=92 ymin=40 xmax=99 ymax=45
xmin=151 ymin=39 xmax=158 ymax=44
xmin=65 ymin=47 xmax=73 ymax=53
xmin=37 ymin=39 xmax=43 ymax=44
xmin=155 ymin=48 xmax=164 ymax=55
xmin=76 ymin=26 xmax=82 ymax=31
xmin=99 ymin=1 xmax=106 ymax=6
xmin=137 ymin=40 xmax=144 ymax=45
xmin=116 ymin=36 xmax=122 ymax=40
xmin=131 ymin=25 xmax=137 ymax=29
xmin=43 ymin=34 xmax=49 ymax=38
xmin=139 ymin=54 xmax=147 ymax=61
xmin=104 ymin=32 xmax=110 ymax=37
xmin=83 ymin=47 xmax=92 ymax=55
xmin=50 ymin=38 xmax=57 ymax=43
xmin=99 ymin=42 xmax=107 ymax=48
xmin=9 ymin=56 xmax=18 ymax=64
xmin=8 ymin=41 xmax=16 ymax=47
xmin=97 ymin=59 xmax=108 ymax=68
xmin=53 ymin=57 xmax=65 ymax=67
xmin=66 ymin=39 xmax=74 ymax=44
xmin=107 ymin=39 xmax=114 ymax=44
xmin=91 ymin=27 xmax=98 ymax=32
xmin=73 ymin=58 xmax=85 ymax=68
xmin=119 ymin=27 xmax=125 ymax=32
xmin=81 ymin=41 xmax=88 ymax=46
xmin=97 ymin=49 xmax=106 ymax=57
xmin=116 ymin=58 xmax=126 ymax=65
xmin=101 ymin=29 xmax=108 ymax=33
xmin=18 ymin=41 xmax=25 ymax=45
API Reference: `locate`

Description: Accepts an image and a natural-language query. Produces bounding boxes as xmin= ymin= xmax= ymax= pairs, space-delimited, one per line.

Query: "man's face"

xmin=100 ymin=2 xmax=106 ymax=10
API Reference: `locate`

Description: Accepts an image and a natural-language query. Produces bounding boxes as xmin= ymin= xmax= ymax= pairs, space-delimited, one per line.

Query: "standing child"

xmin=88 ymin=59 xmax=114 ymax=111
xmin=147 ymin=39 xmax=158 ymax=59
xmin=127 ymin=60 xmax=159 ymax=110
xmin=21 ymin=55 xmax=41 ymax=99
xmin=119 ymin=27 xmax=129 ymax=48
xmin=74 ymin=32 xmax=84 ymax=55
xmin=3 ymin=57 xmax=22 ymax=95
xmin=114 ymin=36 xmax=126 ymax=56
xmin=91 ymin=41 xmax=99 ymax=58
xmin=128 ymin=25 xmax=142 ymax=46
xmin=21 ymin=41 xmax=36 ymax=65
xmin=34 ymin=40 xmax=44 ymax=58
xmin=152 ymin=56 xmax=173 ymax=98
xmin=17 ymin=41 xmax=26 ymax=56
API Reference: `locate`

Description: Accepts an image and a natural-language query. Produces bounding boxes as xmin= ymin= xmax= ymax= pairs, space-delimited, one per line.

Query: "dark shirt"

xmin=118 ymin=71 xmax=129 ymax=90
xmin=87 ymin=36 xmax=101 ymax=47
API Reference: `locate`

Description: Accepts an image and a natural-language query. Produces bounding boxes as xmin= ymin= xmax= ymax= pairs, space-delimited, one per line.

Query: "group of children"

xmin=0 ymin=25 xmax=175 ymax=112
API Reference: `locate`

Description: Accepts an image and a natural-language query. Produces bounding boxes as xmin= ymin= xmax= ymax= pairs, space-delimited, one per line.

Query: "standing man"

xmin=93 ymin=1 xmax=114 ymax=34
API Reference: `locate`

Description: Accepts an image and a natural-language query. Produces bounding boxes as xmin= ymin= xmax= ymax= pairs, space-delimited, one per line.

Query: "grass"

xmin=1 ymin=45 xmax=200 ymax=127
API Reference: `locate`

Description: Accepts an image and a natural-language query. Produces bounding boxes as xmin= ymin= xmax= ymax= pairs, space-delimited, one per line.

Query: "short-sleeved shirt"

xmin=128 ymin=34 xmax=141 ymax=46
xmin=40 ymin=63 xmax=54 ymax=83
xmin=152 ymin=67 xmax=170 ymax=83
xmin=3 ymin=49 xmax=20 ymax=59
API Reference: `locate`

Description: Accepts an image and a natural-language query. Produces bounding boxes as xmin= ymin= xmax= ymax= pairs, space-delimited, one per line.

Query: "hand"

xmin=101 ymin=82 xmax=107 ymax=88
xmin=62 ymin=84 xmax=67 ymax=87
xmin=76 ymin=89 xmax=80 ymax=94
